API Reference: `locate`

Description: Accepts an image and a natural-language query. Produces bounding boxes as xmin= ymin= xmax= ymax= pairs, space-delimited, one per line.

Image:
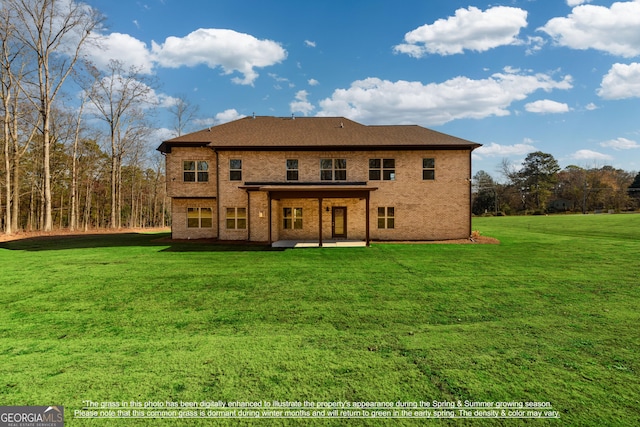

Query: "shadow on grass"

xmin=0 ymin=232 xmax=283 ymax=252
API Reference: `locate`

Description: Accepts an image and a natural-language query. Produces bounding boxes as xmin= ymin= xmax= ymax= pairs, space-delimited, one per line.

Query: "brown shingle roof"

xmin=157 ymin=116 xmax=481 ymax=153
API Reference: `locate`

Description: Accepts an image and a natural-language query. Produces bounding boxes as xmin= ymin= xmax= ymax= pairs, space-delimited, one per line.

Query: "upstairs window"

xmin=286 ymin=159 xmax=299 ymax=181
xmin=369 ymin=159 xmax=395 ymax=180
xmin=320 ymin=159 xmax=346 ymax=181
xmin=229 ymin=159 xmax=242 ymax=181
xmin=423 ymin=158 xmax=435 ymax=180
xmin=183 ymin=161 xmax=209 ymax=182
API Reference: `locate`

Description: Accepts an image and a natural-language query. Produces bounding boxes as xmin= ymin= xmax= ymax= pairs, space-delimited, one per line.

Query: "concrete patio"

xmin=272 ymin=240 xmax=367 ymax=248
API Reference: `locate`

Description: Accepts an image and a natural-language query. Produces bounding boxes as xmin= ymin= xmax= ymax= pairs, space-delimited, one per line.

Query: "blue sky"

xmin=82 ymin=0 xmax=640 ymax=176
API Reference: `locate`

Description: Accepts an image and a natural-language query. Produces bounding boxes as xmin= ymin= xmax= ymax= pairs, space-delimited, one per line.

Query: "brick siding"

xmin=167 ymin=148 xmax=472 ymax=241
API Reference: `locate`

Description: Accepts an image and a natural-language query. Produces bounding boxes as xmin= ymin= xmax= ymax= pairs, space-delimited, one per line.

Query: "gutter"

xmin=214 ymin=149 xmax=220 ymax=239
xmin=469 ymin=149 xmax=473 ymax=238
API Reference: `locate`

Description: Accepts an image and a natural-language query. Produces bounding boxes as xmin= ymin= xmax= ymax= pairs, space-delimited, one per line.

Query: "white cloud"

xmin=85 ymin=26 xmax=287 ymax=85
xmin=525 ymin=99 xmax=570 ymax=114
xmin=394 ymin=6 xmax=528 ymax=57
xmin=151 ymin=127 xmax=175 ymax=144
xmin=151 ymin=28 xmax=287 ymax=85
xmin=524 ymin=36 xmax=546 ymax=55
xmin=585 ymin=102 xmax=598 ymax=110
xmin=268 ymin=73 xmax=294 ymax=89
xmin=87 ymin=32 xmax=155 ymax=74
xmin=316 ymin=71 xmax=573 ymax=126
xmin=155 ymin=93 xmax=180 ymax=109
xmin=597 ymin=63 xmax=640 ymax=99
xmin=600 ymin=137 xmax=640 ymax=150
xmin=195 ymin=109 xmax=245 ymax=127
xmin=268 ymin=73 xmax=289 ymax=83
xmin=474 ymin=142 xmax=537 ymax=158
xmin=308 ymin=78 xmax=319 ymax=86
xmin=539 ymin=1 xmax=640 ymax=57
xmin=566 ymin=0 xmax=591 ymax=6
xmin=290 ymin=90 xmax=315 ymax=116
xmin=304 ymin=40 xmax=316 ymax=48
xmin=215 ymin=109 xmax=245 ymax=124
xmin=571 ymin=149 xmax=614 ymax=161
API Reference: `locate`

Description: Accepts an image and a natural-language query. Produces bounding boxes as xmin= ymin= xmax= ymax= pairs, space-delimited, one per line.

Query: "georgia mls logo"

xmin=0 ymin=406 xmax=64 ymax=427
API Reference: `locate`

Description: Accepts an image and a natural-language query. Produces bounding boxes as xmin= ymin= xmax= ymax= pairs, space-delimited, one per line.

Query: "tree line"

xmin=473 ymin=151 xmax=640 ymax=216
xmin=0 ymin=0 xmax=187 ymax=235
xmin=4 ymin=2 xmax=638 ymax=236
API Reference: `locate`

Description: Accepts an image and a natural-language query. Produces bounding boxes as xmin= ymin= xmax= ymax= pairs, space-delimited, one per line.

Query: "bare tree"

xmin=168 ymin=93 xmax=199 ymax=137
xmin=0 ymin=4 xmax=20 ymax=234
xmin=8 ymin=0 xmax=101 ymax=231
xmin=85 ymin=59 xmax=156 ymax=228
xmin=1 ymin=5 xmax=39 ymax=234
xmin=68 ymin=93 xmax=86 ymax=230
xmin=149 ymin=153 xmax=167 ymax=227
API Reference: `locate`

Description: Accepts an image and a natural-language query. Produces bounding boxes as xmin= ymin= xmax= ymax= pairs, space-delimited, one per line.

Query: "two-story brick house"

xmin=157 ymin=116 xmax=481 ymax=245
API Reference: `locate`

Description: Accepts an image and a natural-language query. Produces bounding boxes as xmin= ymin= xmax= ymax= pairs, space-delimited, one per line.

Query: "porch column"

xmin=246 ymin=190 xmax=251 ymax=241
xmin=318 ymin=197 xmax=323 ymax=247
xmin=365 ymin=192 xmax=370 ymax=247
xmin=268 ymin=192 xmax=272 ymax=245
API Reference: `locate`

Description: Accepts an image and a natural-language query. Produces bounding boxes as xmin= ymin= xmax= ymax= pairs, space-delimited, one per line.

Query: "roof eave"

xmin=206 ymin=144 xmax=481 ymax=151
xmin=157 ymin=141 xmax=211 ymax=154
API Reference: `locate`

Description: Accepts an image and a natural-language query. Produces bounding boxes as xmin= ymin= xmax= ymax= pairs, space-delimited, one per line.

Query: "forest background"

xmin=2 ymin=0 xmax=639 ymax=236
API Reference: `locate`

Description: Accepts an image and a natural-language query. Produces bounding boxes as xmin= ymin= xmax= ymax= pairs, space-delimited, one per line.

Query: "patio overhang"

xmin=240 ymin=182 xmax=378 ymax=247
xmin=240 ymin=182 xmax=377 ymax=199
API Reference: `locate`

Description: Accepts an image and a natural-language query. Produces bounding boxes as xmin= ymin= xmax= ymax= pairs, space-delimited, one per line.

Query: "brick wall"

xmin=166 ymin=147 xmax=217 ymax=198
xmin=171 ymin=198 xmax=217 ymax=239
xmin=166 ymin=148 xmax=472 ymax=241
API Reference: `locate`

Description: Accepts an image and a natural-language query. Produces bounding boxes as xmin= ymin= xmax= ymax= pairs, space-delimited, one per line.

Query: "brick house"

xmin=157 ymin=116 xmax=481 ymax=245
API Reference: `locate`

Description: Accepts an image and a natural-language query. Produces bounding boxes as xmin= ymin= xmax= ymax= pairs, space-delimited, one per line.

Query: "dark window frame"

xmin=229 ymin=159 xmax=242 ymax=181
xmin=183 ymin=160 xmax=209 ymax=182
xmin=369 ymin=158 xmax=395 ymax=181
xmin=320 ymin=158 xmax=347 ymax=181
xmin=423 ymin=158 xmax=435 ymax=180
xmin=286 ymin=159 xmax=299 ymax=181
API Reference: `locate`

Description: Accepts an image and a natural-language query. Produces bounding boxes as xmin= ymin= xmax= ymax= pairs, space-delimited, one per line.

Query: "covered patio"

xmin=242 ymin=183 xmax=378 ymax=247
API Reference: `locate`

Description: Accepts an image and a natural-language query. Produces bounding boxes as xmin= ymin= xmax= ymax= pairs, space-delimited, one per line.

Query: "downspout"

xmin=318 ymin=197 xmax=323 ymax=247
xmin=365 ymin=192 xmax=370 ymax=247
xmin=160 ymin=152 xmax=169 ymax=234
xmin=468 ymin=149 xmax=473 ymax=238
xmin=268 ymin=192 xmax=272 ymax=245
xmin=214 ymin=149 xmax=220 ymax=239
xmin=246 ymin=189 xmax=251 ymax=241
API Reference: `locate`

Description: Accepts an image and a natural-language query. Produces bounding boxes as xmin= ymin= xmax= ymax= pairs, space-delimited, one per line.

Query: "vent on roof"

xmin=340 ymin=122 xmax=344 ymax=128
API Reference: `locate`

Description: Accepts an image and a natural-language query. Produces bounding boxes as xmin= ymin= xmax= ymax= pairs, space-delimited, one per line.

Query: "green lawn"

xmin=0 ymin=214 xmax=638 ymax=426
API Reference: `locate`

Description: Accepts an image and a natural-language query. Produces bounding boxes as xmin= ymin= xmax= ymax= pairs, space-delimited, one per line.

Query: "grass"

xmin=0 ymin=214 xmax=639 ymax=426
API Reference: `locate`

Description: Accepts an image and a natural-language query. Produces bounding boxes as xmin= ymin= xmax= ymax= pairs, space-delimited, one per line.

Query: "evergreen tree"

xmin=517 ymin=151 xmax=560 ymax=211
xmin=472 ymin=170 xmax=497 ymax=215
xmin=628 ymin=171 xmax=640 ymax=204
